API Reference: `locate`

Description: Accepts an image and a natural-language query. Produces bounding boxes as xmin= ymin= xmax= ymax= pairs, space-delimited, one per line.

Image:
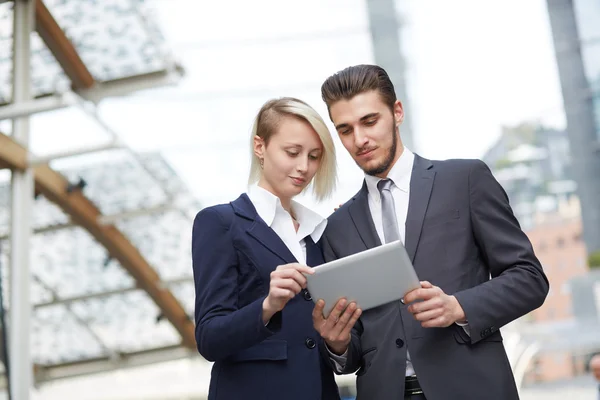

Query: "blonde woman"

xmin=192 ymin=97 xmax=340 ymax=400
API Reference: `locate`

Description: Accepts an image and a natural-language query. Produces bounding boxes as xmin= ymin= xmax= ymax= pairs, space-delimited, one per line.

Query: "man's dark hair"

xmin=321 ymin=64 xmax=397 ymax=113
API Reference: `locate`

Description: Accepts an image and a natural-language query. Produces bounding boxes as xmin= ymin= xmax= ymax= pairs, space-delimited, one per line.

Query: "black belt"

xmin=405 ymin=375 xmax=424 ymax=396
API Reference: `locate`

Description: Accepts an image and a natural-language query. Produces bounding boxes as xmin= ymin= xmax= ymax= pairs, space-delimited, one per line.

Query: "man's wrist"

xmin=451 ymin=295 xmax=467 ymax=324
xmin=327 ymin=341 xmax=349 ymax=356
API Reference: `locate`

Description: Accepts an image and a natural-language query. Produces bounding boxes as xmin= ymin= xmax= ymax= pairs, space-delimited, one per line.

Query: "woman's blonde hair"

xmin=248 ymin=97 xmax=337 ymax=201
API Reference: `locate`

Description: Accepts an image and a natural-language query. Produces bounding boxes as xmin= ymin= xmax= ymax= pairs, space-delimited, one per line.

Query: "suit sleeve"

xmin=453 ymin=160 xmax=549 ymax=344
xmin=192 ymin=207 xmax=281 ymax=361
xmin=318 ymin=231 xmax=364 ymax=374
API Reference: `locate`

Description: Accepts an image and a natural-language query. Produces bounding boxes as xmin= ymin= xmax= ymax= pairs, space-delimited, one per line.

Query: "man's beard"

xmin=360 ymin=125 xmax=398 ymax=176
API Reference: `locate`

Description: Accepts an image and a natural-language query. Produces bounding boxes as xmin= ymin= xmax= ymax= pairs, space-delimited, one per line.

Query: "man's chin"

xmin=357 ymin=159 xmax=384 ymax=175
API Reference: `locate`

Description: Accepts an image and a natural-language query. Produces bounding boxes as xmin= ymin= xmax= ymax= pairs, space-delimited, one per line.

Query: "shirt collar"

xmin=364 ymin=147 xmax=415 ymax=200
xmin=247 ymin=184 xmax=328 ymax=242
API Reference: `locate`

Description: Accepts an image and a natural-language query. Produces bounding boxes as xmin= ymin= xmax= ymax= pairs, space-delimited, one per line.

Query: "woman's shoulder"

xmin=193 ymin=193 xmax=248 ymax=225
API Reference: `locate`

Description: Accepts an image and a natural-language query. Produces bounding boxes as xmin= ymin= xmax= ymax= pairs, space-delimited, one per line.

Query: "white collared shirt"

xmin=247 ymin=184 xmax=327 ymax=264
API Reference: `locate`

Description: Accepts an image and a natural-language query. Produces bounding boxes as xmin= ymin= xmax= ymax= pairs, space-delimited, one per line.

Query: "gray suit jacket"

xmin=320 ymin=155 xmax=549 ymax=400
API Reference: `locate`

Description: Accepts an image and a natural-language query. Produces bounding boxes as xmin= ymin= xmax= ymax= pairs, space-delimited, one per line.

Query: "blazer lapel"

xmin=305 ymin=236 xmax=325 ymax=267
xmin=231 ymin=194 xmax=297 ymax=265
xmin=348 ymin=182 xmax=382 ymax=249
xmin=405 ymin=155 xmax=435 ymax=262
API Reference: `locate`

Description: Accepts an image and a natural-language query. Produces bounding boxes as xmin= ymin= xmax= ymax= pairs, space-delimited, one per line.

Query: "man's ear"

xmin=394 ymin=100 xmax=404 ymax=126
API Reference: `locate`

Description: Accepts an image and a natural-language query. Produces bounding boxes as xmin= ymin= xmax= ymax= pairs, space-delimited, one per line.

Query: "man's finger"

xmin=312 ymin=299 xmax=326 ymax=321
xmin=420 ymin=280 xmax=433 ymax=288
xmin=324 ymin=298 xmax=347 ymax=329
xmin=404 ymin=287 xmax=437 ymax=304
xmin=421 ymin=315 xmax=449 ymax=328
xmin=339 ymin=308 xmax=362 ymax=339
xmin=408 ymin=297 xmax=441 ymax=314
xmin=413 ymin=308 xmax=443 ymax=322
xmin=328 ymin=302 xmax=356 ymax=337
xmin=339 ymin=306 xmax=360 ymax=331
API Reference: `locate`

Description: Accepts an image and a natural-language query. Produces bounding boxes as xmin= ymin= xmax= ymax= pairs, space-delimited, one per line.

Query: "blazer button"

xmin=305 ymin=338 xmax=316 ymax=349
xmin=302 ymin=289 xmax=312 ymax=301
xmin=395 ymin=338 xmax=404 ymax=348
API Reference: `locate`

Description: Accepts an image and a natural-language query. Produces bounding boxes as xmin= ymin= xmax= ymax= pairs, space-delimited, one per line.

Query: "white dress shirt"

xmin=328 ymin=148 xmax=469 ymax=376
xmin=247 ymin=184 xmax=327 ymax=263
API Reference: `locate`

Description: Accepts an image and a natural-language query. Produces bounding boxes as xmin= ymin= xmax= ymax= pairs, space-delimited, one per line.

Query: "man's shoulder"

xmin=424 ymin=156 xmax=490 ymax=177
xmin=326 ymin=188 xmax=364 ymax=226
xmin=428 ymin=156 xmax=487 ymax=170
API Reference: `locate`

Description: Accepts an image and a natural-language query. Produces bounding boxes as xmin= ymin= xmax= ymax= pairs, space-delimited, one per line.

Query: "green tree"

xmin=588 ymin=251 xmax=600 ymax=269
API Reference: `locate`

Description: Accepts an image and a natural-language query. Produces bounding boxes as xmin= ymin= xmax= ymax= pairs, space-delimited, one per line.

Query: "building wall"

xmin=525 ymin=215 xmax=588 ymax=382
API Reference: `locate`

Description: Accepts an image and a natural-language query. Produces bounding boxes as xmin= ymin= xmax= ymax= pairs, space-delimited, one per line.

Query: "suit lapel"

xmin=348 ymin=182 xmax=382 ymax=249
xmin=405 ymin=155 xmax=435 ymax=262
xmin=231 ymin=194 xmax=297 ymax=264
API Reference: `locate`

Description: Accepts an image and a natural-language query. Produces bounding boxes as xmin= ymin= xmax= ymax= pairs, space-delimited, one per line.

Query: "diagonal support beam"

xmin=34 ymin=0 xmax=95 ymax=89
xmin=0 ymin=132 xmax=196 ymax=349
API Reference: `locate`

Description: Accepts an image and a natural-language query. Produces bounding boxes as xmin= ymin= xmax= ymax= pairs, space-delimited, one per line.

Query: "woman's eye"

xmin=287 ymin=151 xmax=299 ymax=157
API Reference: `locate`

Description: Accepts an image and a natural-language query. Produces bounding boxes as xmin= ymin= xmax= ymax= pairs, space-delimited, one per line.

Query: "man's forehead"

xmin=330 ymin=93 xmax=387 ymax=121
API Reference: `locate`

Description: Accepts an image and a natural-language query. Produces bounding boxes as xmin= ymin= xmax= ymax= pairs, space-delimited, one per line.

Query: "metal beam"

xmin=28 ymin=140 xmax=122 ymax=165
xmin=32 ymin=345 xmax=197 ymax=386
xmin=97 ymin=203 xmax=174 ymax=225
xmin=0 ymin=222 xmax=75 ymax=241
xmin=0 ymin=92 xmax=76 ymax=121
xmin=0 ymin=132 xmax=196 ymax=350
xmin=34 ymin=0 xmax=95 ymax=90
xmin=33 ymin=276 xmax=193 ymax=309
xmin=78 ymin=67 xmax=184 ymax=104
xmin=10 ymin=1 xmax=36 ymax=398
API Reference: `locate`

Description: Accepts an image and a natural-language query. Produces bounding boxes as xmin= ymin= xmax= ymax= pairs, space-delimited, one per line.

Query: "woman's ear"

xmin=253 ymin=135 xmax=265 ymax=159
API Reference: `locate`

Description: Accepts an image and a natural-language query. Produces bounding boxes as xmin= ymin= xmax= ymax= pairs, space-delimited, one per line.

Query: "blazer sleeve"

xmin=318 ymin=232 xmax=364 ymax=374
xmin=453 ymin=160 xmax=549 ymax=344
xmin=192 ymin=207 xmax=281 ymax=361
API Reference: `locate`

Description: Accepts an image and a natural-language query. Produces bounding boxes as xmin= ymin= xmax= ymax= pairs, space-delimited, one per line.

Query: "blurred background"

xmin=0 ymin=0 xmax=600 ymax=398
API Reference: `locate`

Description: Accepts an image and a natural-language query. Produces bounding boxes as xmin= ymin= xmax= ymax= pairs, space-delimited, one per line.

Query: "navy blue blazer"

xmin=191 ymin=193 xmax=340 ymax=400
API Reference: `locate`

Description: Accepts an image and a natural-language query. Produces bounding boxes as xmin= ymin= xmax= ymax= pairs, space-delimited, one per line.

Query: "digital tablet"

xmin=306 ymin=240 xmax=420 ymax=318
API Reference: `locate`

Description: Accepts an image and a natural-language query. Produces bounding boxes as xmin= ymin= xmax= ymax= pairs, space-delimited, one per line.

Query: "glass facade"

xmin=574 ymin=0 xmax=600 ymax=139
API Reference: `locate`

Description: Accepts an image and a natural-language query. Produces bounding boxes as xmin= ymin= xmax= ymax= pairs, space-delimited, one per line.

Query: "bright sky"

xmin=2 ymin=0 xmax=566 ymax=219
xmin=0 ymin=0 xmax=575 ymax=398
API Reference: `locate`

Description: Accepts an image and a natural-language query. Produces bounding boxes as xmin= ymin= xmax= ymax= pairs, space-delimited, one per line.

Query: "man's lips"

xmin=357 ymin=148 xmax=376 ymax=157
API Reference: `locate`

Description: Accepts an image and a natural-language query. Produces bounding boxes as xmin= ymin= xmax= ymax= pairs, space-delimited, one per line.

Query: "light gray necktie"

xmin=377 ymin=178 xmax=414 ymax=376
xmin=377 ymin=179 xmax=401 ymax=243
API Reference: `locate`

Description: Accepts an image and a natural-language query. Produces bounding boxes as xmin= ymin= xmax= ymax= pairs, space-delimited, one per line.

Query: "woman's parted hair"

xmin=248 ymin=97 xmax=337 ymax=201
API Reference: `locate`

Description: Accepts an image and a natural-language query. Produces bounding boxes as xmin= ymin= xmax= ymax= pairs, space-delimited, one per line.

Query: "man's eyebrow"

xmin=360 ymin=112 xmax=380 ymax=121
xmin=335 ymin=113 xmax=380 ymax=130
